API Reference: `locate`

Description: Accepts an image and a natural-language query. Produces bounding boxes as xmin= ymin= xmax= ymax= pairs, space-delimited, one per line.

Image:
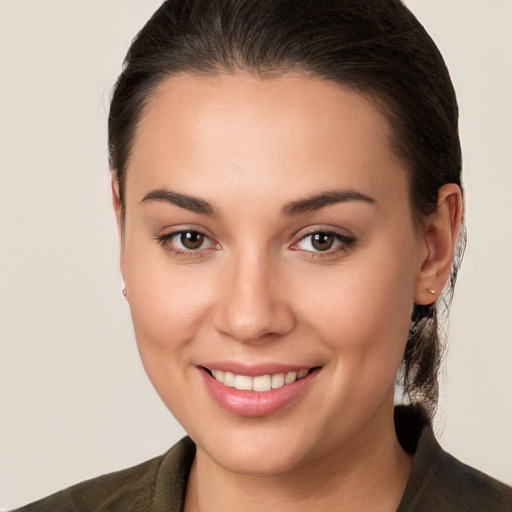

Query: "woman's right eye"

xmin=156 ymin=230 xmax=219 ymax=255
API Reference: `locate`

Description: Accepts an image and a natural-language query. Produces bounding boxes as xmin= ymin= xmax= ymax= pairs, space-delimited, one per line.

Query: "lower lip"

xmin=199 ymin=367 xmax=320 ymax=417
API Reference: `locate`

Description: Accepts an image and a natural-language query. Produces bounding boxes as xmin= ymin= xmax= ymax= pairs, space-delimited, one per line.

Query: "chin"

xmin=188 ymin=417 xmax=317 ymax=476
xmin=206 ymin=438 xmax=309 ymax=476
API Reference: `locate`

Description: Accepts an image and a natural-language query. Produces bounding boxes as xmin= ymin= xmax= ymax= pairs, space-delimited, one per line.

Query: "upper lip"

xmin=199 ymin=361 xmax=319 ymax=377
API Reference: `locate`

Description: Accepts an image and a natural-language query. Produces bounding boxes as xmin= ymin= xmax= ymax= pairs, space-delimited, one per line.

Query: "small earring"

xmin=122 ymin=288 xmax=127 ymax=299
xmin=425 ymin=288 xmax=436 ymax=295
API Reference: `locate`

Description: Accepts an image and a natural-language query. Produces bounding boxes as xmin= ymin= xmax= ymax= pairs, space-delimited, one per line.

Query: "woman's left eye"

xmin=292 ymin=231 xmax=356 ymax=253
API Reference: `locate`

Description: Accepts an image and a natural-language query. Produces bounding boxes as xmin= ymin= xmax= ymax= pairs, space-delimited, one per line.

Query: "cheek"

xmin=294 ymin=236 xmax=416 ymax=380
xmin=124 ymin=257 xmax=217 ymax=423
xmin=123 ymin=237 xmax=214 ymax=376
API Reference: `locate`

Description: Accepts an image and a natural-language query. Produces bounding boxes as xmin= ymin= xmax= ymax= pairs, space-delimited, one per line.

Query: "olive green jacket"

xmin=14 ymin=405 xmax=512 ymax=511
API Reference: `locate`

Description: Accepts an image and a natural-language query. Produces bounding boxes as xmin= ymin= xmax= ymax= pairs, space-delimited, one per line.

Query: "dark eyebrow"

xmin=141 ymin=189 xmax=219 ymax=217
xmin=282 ymin=189 xmax=376 ymax=216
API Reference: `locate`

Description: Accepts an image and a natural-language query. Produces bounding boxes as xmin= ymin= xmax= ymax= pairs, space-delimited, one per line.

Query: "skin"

xmin=113 ymin=73 xmax=462 ymax=511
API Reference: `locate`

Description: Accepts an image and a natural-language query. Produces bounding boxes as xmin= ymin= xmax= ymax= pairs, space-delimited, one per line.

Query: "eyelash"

xmin=155 ymin=229 xmax=356 ymax=259
xmin=291 ymin=230 xmax=357 ymax=258
xmin=155 ymin=230 xmax=219 ymax=258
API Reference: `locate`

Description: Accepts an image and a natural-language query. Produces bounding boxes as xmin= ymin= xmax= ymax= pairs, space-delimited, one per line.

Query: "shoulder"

xmin=434 ymin=451 xmax=512 ymax=510
xmin=12 ymin=437 xmax=196 ymax=512
xmin=13 ymin=456 xmax=162 ymax=512
xmin=396 ymin=405 xmax=512 ymax=512
xmin=408 ymin=450 xmax=512 ymax=511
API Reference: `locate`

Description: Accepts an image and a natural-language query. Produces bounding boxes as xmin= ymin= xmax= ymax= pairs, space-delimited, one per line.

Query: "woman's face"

xmin=118 ymin=73 xmax=427 ymax=475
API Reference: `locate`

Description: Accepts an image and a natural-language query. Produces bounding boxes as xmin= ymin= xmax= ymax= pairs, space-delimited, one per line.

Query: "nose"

xmin=212 ymin=252 xmax=295 ymax=343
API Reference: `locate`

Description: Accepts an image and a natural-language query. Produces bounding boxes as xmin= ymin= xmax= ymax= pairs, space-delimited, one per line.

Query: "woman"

xmin=12 ymin=0 xmax=511 ymax=510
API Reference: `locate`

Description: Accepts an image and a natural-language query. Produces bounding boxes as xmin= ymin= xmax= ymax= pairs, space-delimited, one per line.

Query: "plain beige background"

xmin=0 ymin=1 xmax=511 ymax=509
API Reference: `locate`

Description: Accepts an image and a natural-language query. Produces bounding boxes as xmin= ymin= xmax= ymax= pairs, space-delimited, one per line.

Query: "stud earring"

xmin=122 ymin=288 xmax=127 ymax=299
xmin=425 ymin=288 xmax=436 ymax=295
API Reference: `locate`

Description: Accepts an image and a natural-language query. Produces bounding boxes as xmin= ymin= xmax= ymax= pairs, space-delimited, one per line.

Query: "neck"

xmin=185 ymin=400 xmax=412 ymax=512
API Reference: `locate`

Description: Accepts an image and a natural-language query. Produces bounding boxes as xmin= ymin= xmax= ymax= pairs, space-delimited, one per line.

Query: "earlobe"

xmin=414 ymin=184 xmax=463 ymax=305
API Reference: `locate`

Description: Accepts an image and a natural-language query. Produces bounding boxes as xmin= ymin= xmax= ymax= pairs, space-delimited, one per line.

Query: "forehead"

xmin=127 ymin=72 xmax=408 ymax=208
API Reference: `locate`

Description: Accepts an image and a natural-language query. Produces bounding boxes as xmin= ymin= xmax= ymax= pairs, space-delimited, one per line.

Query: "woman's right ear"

xmin=111 ymin=178 xmax=126 ymax=281
xmin=111 ymin=179 xmax=122 ymax=229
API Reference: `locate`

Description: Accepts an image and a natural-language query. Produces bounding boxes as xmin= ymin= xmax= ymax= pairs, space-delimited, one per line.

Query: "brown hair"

xmin=108 ymin=0 xmax=465 ymax=418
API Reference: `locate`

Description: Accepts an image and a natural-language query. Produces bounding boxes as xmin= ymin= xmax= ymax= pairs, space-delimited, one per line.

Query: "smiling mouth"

xmin=203 ymin=367 xmax=318 ymax=392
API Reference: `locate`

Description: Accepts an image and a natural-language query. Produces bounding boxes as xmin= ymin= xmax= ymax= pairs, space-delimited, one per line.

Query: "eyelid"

xmin=154 ymin=223 xmax=216 ymax=242
xmin=291 ymin=225 xmax=355 ymax=242
xmin=290 ymin=227 xmax=357 ymax=254
xmin=154 ymin=226 xmax=220 ymax=255
xmin=154 ymin=225 xmax=355 ymax=258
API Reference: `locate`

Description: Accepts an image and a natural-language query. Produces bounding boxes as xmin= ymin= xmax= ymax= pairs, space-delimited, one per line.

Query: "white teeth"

xmin=234 ymin=375 xmax=252 ymax=390
xmin=211 ymin=369 xmax=224 ymax=381
xmin=285 ymin=371 xmax=297 ymax=384
xmin=253 ymin=375 xmax=272 ymax=392
xmin=271 ymin=373 xmax=285 ymax=389
xmin=223 ymin=371 xmax=236 ymax=387
xmin=209 ymin=368 xmax=311 ymax=392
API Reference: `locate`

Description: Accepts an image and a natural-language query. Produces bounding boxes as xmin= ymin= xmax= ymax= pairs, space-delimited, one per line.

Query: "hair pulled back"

xmin=109 ymin=0 xmax=465 ymax=418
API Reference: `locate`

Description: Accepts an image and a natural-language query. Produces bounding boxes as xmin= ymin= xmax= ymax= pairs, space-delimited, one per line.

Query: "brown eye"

xmin=180 ymin=231 xmax=205 ymax=249
xmin=156 ymin=229 xmax=219 ymax=256
xmin=311 ymin=232 xmax=335 ymax=251
xmin=292 ymin=230 xmax=356 ymax=255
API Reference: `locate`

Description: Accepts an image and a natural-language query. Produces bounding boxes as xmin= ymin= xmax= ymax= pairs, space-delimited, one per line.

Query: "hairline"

xmin=112 ymin=66 xmax=424 ymax=231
